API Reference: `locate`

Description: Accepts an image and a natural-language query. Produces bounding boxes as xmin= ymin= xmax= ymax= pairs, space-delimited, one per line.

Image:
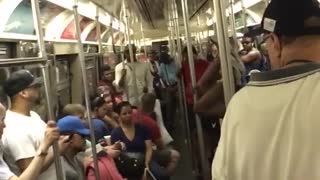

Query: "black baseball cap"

xmin=261 ymin=0 xmax=320 ymax=36
xmin=3 ymin=70 xmax=43 ymax=97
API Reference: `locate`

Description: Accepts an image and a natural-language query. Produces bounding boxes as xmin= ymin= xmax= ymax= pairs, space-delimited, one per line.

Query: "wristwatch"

xmin=36 ymin=147 xmax=48 ymax=156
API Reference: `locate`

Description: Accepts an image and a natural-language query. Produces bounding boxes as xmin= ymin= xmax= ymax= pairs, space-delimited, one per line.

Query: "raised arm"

xmin=240 ymin=50 xmax=261 ymax=64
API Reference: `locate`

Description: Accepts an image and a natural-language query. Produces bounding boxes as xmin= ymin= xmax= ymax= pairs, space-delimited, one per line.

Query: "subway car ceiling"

xmin=0 ymin=0 xmax=268 ymax=47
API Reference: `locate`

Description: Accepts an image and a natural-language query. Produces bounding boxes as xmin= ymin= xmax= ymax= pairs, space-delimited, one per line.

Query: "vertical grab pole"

xmin=96 ymin=6 xmax=102 ymax=54
xmin=240 ymin=0 xmax=247 ymax=32
xmin=172 ymin=0 xmax=193 ymax=160
xmin=168 ymin=6 xmax=176 ymax=56
xmin=123 ymin=0 xmax=139 ymax=106
xmin=196 ymin=15 xmax=203 ymax=56
xmin=119 ymin=6 xmax=130 ymax=101
xmin=229 ymin=0 xmax=237 ymax=41
xmin=110 ymin=18 xmax=116 ymax=53
xmin=181 ymin=0 xmax=210 ymax=178
xmin=30 ymin=1 xmax=65 ymax=180
xmin=73 ymin=2 xmax=101 ymax=180
xmin=213 ymin=0 xmax=235 ymax=105
xmin=140 ymin=22 xmax=147 ymax=58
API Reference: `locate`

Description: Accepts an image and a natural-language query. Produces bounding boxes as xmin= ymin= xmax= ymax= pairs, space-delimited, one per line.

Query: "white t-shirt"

xmin=114 ymin=61 xmax=154 ymax=106
xmin=212 ymin=63 xmax=320 ymax=180
xmin=2 ymin=110 xmax=57 ymax=180
xmin=0 ymin=142 xmax=14 ymax=180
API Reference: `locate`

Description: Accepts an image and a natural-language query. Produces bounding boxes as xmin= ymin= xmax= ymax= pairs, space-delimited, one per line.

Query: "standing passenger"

xmin=158 ymin=52 xmax=178 ymax=131
xmin=114 ymin=44 xmax=154 ymax=107
xmin=239 ymin=35 xmax=262 ymax=77
xmin=0 ymin=103 xmax=60 ymax=180
xmin=213 ymin=0 xmax=320 ymax=179
xmin=1 ymin=70 xmax=68 ymax=180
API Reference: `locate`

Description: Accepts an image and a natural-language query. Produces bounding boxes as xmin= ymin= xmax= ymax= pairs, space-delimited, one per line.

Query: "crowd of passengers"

xmin=0 ymin=34 xmax=269 ymax=180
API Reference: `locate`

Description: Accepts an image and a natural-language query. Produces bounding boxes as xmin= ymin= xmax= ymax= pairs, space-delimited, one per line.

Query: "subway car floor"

xmin=170 ymin=112 xmax=195 ymax=180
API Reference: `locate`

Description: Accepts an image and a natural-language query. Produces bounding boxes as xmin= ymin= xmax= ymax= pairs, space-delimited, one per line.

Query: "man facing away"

xmin=212 ymin=0 xmax=320 ymax=179
xmin=114 ymin=44 xmax=153 ymax=107
xmin=2 ymin=70 xmax=68 ymax=180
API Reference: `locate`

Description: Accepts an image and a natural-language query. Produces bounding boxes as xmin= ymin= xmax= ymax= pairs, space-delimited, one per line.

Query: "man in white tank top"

xmin=212 ymin=0 xmax=320 ymax=180
xmin=2 ymin=70 xmax=68 ymax=180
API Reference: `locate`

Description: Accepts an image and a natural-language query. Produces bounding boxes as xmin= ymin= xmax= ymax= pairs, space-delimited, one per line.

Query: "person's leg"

xmin=166 ymin=149 xmax=180 ymax=175
xmin=153 ymin=148 xmax=180 ymax=175
xmin=166 ymin=90 xmax=177 ymax=130
xmin=149 ymin=160 xmax=170 ymax=180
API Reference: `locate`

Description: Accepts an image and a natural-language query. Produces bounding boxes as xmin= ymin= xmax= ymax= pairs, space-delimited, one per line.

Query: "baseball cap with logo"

xmin=261 ymin=0 xmax=320 ymax=36
xmin=3 ymin=70 xmax=43 ymax=97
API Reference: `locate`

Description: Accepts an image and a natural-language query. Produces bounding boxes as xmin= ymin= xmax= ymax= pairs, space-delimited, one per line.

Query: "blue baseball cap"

xmin=57 ymin=116 xmax=90 ymax=136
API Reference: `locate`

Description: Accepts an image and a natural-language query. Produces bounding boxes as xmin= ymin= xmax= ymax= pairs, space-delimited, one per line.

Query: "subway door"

xmin=53 ymin=57 xmax=72 ymax=118
xmin=85 ymin=55 xmax=98 ymax=98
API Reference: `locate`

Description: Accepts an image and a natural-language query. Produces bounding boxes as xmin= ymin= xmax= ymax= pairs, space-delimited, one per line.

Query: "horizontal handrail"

xmin=0 ymin=57 xmax=46 ymax=66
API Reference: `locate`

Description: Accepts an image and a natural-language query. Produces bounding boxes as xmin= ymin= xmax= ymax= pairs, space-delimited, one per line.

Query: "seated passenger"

xmin=61 ymin=106 xmax=125 ymax=180
xmin=0 ymin=103 xmax=60 ymax=180
xmin=137 ymin=93 xmax=180 ymax=175
xmin=63 ymin=104 xmax=87 ymax=124
xmin=91 ymin=97 xmax=112 ymax=142
xmin=57 ymin=116 xmax=89 ymax=180
xmin=101 ymin=94 xmax=119 ymax=129
xmin=111 ymin=102 xmax=169 ymax=180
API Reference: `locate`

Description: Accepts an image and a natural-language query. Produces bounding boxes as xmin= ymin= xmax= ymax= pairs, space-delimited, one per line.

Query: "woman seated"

xmin=111 ymin=101 xmax=169 ymax=180
xmin=0 ymin=103 xmax=60 ymax=180
xmin=101 ymin=94 xmax=120 ymax=130
xmin=90 ymin=97 xmax=113 ymax=142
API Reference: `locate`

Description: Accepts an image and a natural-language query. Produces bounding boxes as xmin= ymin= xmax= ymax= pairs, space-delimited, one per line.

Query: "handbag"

xmin=115 ymin=152 xmax=145 ymax=178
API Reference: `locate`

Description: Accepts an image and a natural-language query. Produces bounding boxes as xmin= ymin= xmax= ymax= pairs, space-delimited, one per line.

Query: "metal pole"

xmin=123 ymin=0 xmax=139 ymax=106
xmin=110 ymin=17 xmax=116 ymax=53
xmin=4 ymin=68 xmax=11 ymax=108
xmin=229 ymin=0 xmax=237 ymax=40
xmin=73 ymin=3 xmax=101 ymax=180
xmin=197 ymin=15 xmax=203 ymax=56
xmin=30 ymin=1 xmax=65 ymax=180
xmin=96 ymin=6 xmax=102 ymax=54
xmin=140 ymin=22 xmax=147 ymax=57
xmin=213 ymin=0 xmax=236 ymax=105
xmin=172 ymin=0 xmax=193 ymax=156
xmin=168 ymin=5 xmax=176 ymax=56
xmin=240 ymin=0 xmax=247 ymax=32
xmin=181 ymin=0 xmax=209 ymax=178
xmin=118 ymin=7 xmax=129 ymax=100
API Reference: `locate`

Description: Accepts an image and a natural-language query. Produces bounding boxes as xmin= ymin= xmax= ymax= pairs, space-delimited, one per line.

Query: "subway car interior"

xmin=0 ymin=0 xmax=307 ymax=179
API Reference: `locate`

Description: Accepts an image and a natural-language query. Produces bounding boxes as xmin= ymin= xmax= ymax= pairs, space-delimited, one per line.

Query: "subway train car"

xmin=3 ymin=0 xmax=320 ymax=180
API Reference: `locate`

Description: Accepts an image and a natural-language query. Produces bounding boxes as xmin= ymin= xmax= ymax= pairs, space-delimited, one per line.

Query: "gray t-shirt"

xmin=61 ymin=155 xmax=85 ymax=180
